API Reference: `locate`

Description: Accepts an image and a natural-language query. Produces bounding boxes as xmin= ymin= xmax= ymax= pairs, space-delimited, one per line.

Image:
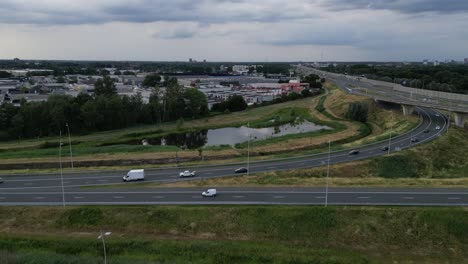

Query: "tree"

xmin=0 ymin=71 xmax=12 ymax=78
xmin=94 ymin=76 xmax=117 ymax=96
xmin=8 ymin=113 xmax=25 ymax=139
xmin=56 ymin=76 xmax=66 ymax=83
xmin=301 ymin=89 xmax=311 ymax=97
xmin=183 ymin=88 xmax=209 ymax=118
xmin=346 ymin=102 xmax=368 ymax=123
xmin=302 ymin=74 xmax=321 ymax=88
xmin=142 ymin=73 xmax=162 ymax=88
xmin=226 ymin=95 xmax=247 ymax=112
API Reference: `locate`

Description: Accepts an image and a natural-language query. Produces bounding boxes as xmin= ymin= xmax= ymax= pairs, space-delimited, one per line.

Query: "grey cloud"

xmin=323 ymin=0 xmax=468 ymax=14
xmin=0 ymin=0 xmax=314 ymax=25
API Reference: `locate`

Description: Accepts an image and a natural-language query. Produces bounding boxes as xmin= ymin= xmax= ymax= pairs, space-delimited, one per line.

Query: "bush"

xmin=58 ymin=207 xmax=103 ymax=227
xmin=346 ymin=102 xmax=368 ymax=122
xmin=372 ymin=155 xmax=420 ymax=178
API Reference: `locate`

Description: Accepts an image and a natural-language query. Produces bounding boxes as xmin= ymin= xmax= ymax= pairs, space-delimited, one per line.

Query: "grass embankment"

xmin=0 ymin=206 xmax=466 ymax=263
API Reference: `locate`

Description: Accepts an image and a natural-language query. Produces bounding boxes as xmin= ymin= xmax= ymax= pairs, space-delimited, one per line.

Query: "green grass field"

xmin=0 ymin=206 xmax=466 ymax=263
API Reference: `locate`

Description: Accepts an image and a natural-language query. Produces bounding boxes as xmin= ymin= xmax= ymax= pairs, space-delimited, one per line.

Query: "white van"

xmin=123 ymin=169 xmax=145 ymax=182
xmin=202 ymin=189 xmax=217 ymax=197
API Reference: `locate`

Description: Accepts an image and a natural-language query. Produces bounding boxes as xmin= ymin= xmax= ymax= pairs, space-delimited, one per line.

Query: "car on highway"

xmin=435 ymin=114 xmax=440 ymax=117
xmin=411 ymin=138 xmax=419 ymax=143
xmin=202 ymin=189 xmax=217 ymax=197
xmin=0 ymin=177 xmax=3 ymax=184
xmin=423 ymin=129 xmax=430 ymax=133
xmin=235 ymin=167 xmax=248 ymax=173
xmin=381 ymin=146 xmax=389 ymax=151
xmin=179 ymin=170 xmax=196 ymax=178
xmin=435 ymin=126 xmax=441 ymax=130
xmin=348 ymin=150 xmax=360 ymax=155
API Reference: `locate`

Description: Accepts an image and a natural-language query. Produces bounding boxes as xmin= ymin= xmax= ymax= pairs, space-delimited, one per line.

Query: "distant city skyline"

xmin=1 ymin=0 xmax=467 ymax=62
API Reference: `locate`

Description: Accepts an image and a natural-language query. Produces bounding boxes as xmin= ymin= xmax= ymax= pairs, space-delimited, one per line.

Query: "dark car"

xmin=423 ymin=129 xmax=430 ymax=133
xmin=411 ymin=138 xmax=419 ymax=143
xmin=381 ymin=146 xmax=389 ymax=151
xmin=348 ymin=150 xmax=360 ymax=155
xmin=235 ymin=167 xmax=248 ymax=173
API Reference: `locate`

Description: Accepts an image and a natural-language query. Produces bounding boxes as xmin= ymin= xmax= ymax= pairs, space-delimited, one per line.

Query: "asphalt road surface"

xmin=0 ymin=187 xmax=466 ymax=206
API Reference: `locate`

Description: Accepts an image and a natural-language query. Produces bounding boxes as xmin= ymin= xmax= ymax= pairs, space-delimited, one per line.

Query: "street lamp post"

xmin=59 ymin=131 xmax=65 ymax=207
xmin=388 ymin=112 xmax=393 ymax=155
xmin=247 ymin=123 xmax=250 ymax=176
xmin=325 ymin=140 xmax=331 ymax=207
xmin=98 ymin=231 xmax=112 ymax=264
xmin=65 ymin=123 xmax=74 ymax=169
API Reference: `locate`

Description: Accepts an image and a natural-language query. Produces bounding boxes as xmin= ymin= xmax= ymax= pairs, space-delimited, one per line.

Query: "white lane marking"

xmin=300 ymin=163 xmax=305 ymax=165
xmin=191 ymin=196 xmax=202 ymax=199
xmin=402 ymin=197 xmax=414 ymax=200
xmin=24 ymin=183 xmax=33 ymax=186
xmin=357 ymin=197 xmax=369 ymax=199
xmin=268 ymin=166 xmax=277 ymax=169
xmin=152 ymin=196 xmax=165 ymax=199
xmin=315 ymin=196 xmax=325 ymax=199
xmin=232 ymin=195 xmax=245 ymax=198
xmin=205 ymin=173 xmax=213 ymax=175
xmin=73 ymin=196 xmax=84 ymax=199
xmin=98 ymin=180 xmax=108 ymax=182
xmin=33 ymin=196 xmax=45 ymax=199
xmin=112 ymin=196 xmax=125 ymax=199
xmin=448 ymin=197 xmax=461 ymax=200
xmin=273 ymin=196 xmax=285 ymax=199
xmin=63 ymin=182 xmax=71 ymax=184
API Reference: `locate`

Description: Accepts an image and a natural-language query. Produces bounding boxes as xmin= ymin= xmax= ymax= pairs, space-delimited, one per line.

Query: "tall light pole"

xmin=65 ymin=123 xmax=73 ymax=169
xmin=447 ymin=111 xmax=451 ymax=131
xmin=98 ymin=231 xmax=112 ymax=264
xmin=59 ymin=131 xmax=65 ymax=207
xmin=388 ymin=112 xmax=393 ymax=155
xmin=247 ymin=123 xmax=250 ymax=176
xmin=325 ymin=140 xmax=331 ymax=207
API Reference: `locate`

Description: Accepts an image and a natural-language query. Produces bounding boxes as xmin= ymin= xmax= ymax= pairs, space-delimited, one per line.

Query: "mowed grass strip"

xmin=0 ymin=206 xmax=466 ymax=263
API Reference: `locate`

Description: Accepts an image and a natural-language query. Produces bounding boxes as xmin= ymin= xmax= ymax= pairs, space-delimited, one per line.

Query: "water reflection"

xmin=142 ymin=120 xmax=331 ymax=149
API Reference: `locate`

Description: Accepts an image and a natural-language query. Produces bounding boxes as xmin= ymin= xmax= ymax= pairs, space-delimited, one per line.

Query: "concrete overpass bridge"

xmin=371 ymin=95 xmax=467 ymax=127
xmin=296 ymin=66 xmax=468 ymax=127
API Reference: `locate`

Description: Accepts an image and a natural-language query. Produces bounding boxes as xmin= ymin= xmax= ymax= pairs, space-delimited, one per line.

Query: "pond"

xmin=141 ymin=120 xmax=331 ymax=149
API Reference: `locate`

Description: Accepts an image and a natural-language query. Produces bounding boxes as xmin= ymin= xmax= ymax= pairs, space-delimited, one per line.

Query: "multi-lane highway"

xmin=0 ymin=108 xmax=446 ymax=190
xmin=0 ymin=187 xmax=466 ymax=206
xmin=0 ymin=75 xmax=462 ymax=206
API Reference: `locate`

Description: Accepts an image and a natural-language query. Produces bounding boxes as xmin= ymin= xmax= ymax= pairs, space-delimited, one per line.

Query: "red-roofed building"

xmin=280 ymin=83 xmax=310 ymax=94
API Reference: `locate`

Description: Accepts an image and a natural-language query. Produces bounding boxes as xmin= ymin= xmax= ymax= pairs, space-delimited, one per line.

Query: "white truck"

xmin=179 ymin=170 xmax=196 ymax=178
xmin=202 ymin=189 xmax=217 ymax=197
xmin=123 ymin=169 xmax=145 ymax=182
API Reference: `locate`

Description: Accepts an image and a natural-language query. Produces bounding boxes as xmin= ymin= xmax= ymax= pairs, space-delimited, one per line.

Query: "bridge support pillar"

xmin=401 ymin=104 xmax=415 ymax=116
xmin=453 ymin=112 xmax=466 ymax=128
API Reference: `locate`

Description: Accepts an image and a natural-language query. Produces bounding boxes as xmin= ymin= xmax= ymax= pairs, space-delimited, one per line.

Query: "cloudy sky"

xmin=0 ymin=0 xmax=467 ymax=61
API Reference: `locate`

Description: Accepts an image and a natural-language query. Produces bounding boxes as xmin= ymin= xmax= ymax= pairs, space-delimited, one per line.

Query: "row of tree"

xmin=322 ymin=64 xmax=468 ymax=94
xmin=0 ymin=78 xmax=209 ymax=140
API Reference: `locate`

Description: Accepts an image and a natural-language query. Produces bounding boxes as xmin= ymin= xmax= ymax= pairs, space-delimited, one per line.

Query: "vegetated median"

xmin=0 ymin=206 xmax=466 ymax=263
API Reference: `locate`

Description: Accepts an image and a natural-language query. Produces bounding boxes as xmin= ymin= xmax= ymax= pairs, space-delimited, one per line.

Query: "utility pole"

xmin=59 ymin=130 xmax=65 ymax=207
xmin=65 ymin=123 xmax=73 ymax=169
xmin=325 ymin=140 xmax=331 ymax=207
xmin=247 ymin=123 xmax=250 ymax=176
xmin=388 ymin=112 xmax=393 ymax=155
